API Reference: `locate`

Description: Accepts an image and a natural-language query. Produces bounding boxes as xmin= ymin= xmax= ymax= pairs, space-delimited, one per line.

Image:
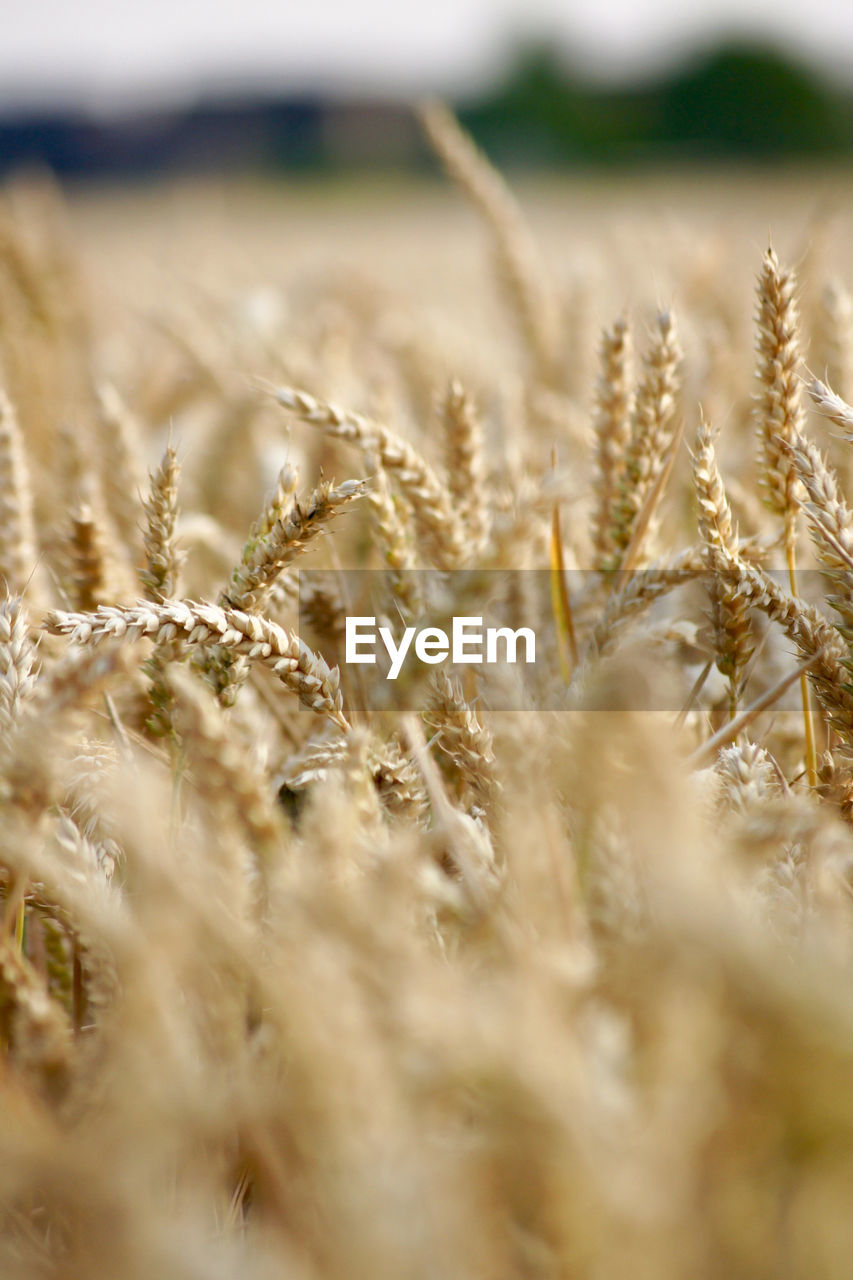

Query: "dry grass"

xmin=4 ymin=123 xmax=853 ymax=1277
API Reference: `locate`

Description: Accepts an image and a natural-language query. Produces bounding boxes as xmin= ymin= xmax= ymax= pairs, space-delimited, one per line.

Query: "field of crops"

xmin=5 ymin=109 xmax=853 ymax=1276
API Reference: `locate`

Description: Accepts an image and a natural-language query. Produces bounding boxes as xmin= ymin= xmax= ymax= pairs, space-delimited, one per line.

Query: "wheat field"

xmin=5 ymin=107 xmax=853 ymax=1277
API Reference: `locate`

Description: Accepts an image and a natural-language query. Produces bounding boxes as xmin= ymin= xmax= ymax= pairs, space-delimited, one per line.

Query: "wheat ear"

xmin=140 ymin=445 xmax=182 ymax=603
xmin=43 ymin=600 xmax=350 ymax=730
xmin=423 ymin=670 xmax=497 ymax=812
xmin=68 ymin=503 xmax=109 ymax=612
xmin=138 ymin=445 xmax=184 ymax=735
xmin=0 ymin=388 xmax=38 ymax=598
xmin=608 ymin=310 xmax=682 ymax=569
xmin=442 ymin=379 xmax=490 ymax=554
xmin=0 ymin=593 xmax=37 ymax=739
xmin=223 ymin=478 xmax=365 ymax=613
xmin=365 ymin=455 xmax=420 ymax=618
xmin=584 ymin=546 xmax=706 ymax=661
xmin=715 ymin=545 xmax=853 ymax=745
xmin=693 ymin=413 xmax=754 ymax=716
xmin=755 ymin=246 xmax=816 ymax=785
xmin=785 ymin=425 xmax=853 ymax=642
xmin=755 ymin=248 xmax=805 ymax=522
xmin=273 ymin=384 xmax=466 ymax=568
xmin=370 ymin=735 xmax=431 ymax=825
xmin=591 ymin=317 xmax=634 ymax=570
xmin=205 ymin=476 xmax=363 ymax=704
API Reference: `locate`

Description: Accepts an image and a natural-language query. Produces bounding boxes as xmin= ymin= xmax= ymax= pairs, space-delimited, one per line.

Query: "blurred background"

xmin=2 ymin=0 xmax=853 ymax=179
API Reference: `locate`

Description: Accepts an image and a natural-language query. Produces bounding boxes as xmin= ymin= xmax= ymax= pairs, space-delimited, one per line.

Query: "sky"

xmin=2 ymin=0 xmax=853 ymax=111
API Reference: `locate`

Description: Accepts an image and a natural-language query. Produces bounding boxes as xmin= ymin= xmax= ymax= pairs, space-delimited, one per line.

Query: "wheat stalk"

xmin=417 ymin=99 xmax=561 ymax=386
xmin=94 ymin=381 xmax=147 ymax=555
